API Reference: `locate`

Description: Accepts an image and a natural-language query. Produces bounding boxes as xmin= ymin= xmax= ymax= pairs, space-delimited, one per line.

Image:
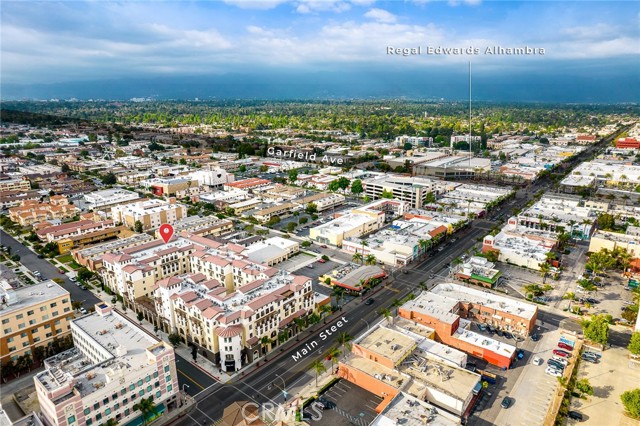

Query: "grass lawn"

xmin=56 ymin=254 xmax=74 ymax=263
xmin=58 ymin=265 xmax=69 ymax=273
xmin=69 ymin=261 xmax=82 ymax=270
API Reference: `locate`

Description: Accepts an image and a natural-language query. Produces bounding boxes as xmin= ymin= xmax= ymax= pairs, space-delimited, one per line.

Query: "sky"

xmin=1 ymin=0 xmax=639 ymax=101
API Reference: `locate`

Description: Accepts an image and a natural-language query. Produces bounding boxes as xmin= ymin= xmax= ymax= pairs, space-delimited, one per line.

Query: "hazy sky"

xmin=1 ymin=1 xmax=639 ymax=100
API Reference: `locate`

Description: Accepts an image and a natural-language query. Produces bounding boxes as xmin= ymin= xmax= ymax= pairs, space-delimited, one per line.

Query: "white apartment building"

xmin=83 ymin=189 xmax=140 ymax=211
xmin=292 ymin=192 xmax=345 ymax=212
xmin=362 ymin=175 xmax=451 ymax=209
xmin=394 ymin=135 xmax=433 ymax=148
xmin=111 ymin=199 xmax=187 ymax=231
xmin=34 ymin=303 xmax=178 ymax=426
xmin=189 ymin=168 xmax=235 ymax=189
xmin=515 ymin=194 xmax=597 ymax=240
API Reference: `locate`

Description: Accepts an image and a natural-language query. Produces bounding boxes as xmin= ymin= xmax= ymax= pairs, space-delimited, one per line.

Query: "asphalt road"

xmin=0 ymin=229 xmax=101 ymax=310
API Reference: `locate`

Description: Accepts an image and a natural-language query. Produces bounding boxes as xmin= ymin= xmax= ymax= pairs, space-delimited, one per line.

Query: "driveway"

xmin=1 ymin=230 xmax=100 ymax=310
xmin=304 ymin=379 xmax=381 ymax=426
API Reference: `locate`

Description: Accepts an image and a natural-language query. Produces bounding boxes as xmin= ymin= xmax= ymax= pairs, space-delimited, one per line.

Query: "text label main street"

xmin=291 ymin=316 xmax=349 ymax=362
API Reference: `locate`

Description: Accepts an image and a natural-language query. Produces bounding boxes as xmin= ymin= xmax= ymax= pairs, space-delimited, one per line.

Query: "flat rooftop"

xmin=373 ymin=392 xmax=460 ymax=426
xmin=401 ymin=292 xmax=460 ymax=324
xmin=453 ymin=320 xmax=516 ymax=358
xmin=357 ymin=327 xmax=417 ymax=365
xmin=0 ymin=280 xmax=68 ymax=316
xmin=314 ymin=213 xmax=374 ymax=235
xmin=432 ymin=283 xmax=537 ymax=320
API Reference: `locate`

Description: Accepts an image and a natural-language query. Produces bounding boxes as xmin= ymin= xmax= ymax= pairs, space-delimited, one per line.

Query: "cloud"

xmin=448 ymin=0 xmax=482 ymax=6
xmin=364 ymin=8 xmax=397 ymax=23
xmin=295 ymin=0 xmax=351 ymax=14
xmin=222 ymin=0 xmax=288 ymax=10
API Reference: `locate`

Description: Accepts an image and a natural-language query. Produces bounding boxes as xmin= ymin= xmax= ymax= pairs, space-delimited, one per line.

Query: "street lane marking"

xmin=178 ymin=368 xmax=206 ymax=390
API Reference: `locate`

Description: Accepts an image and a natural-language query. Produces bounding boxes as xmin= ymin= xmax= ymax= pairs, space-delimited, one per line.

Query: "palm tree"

xmin=133 ymin=396 xmax=155 ymax=426
xmin=352 ymin=253 xmax=363 ymax=264
xmin=310 ymin=360 xmax=327 ymax=387
xmin=332 ymin=286 xmax=344 ymax=309
xmin=563 ymin=292 xmax=576 ymax=310
xmin=391 ymin=299 xmax=403 ymax=314
xmin=104 ymin=419 xmax=119 ymax=426
xmin=418 ymin=239 xmax=430 ymax=257
xmin=378 ymin=308 xmax=393 ymax=324
xmin=336 ymin=332 xmax=353 ymax=351
xmin=260 ymin=336 xmax=272 ymax=360
xmin=539 ymin=262 xmax=551 ymax=284
xmin=319 ymin=304 xmax=332 ymax=322
xmin=328 ymin=347 xmax=342 ymax=367
xmin=365 ymin=254 xmax=377 ymax=266
xmin=568 ymin=219 xmax=577 ymax=241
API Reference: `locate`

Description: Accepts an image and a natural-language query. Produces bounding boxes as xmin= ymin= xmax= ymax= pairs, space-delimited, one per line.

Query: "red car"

xmin=557 ymin=342 xmax=573 ymax=351
xmin=320 ymin=245 xmax=328 ymax=248
xmin=318 ymin=259 xmax=326 ymax=264
xmin=553 ymin=349 xmax=571 ymax=358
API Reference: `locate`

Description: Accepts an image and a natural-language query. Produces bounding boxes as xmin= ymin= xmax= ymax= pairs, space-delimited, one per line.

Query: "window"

xmin=3 ymin=328 xmax=11 ymax=334
xmin=67 ymin=415 xmax=76 ymax=424
xmin=84 ymin=408 xmax=90 ymax=415
xmin=27 ymin=310 xmax=34 ymax=316
xmin=52 ymin=311 xmax=59 ymax=316
xmin=125 ymin=409 xmax=130 ymax=416
xmin=114 ymin=403 xmax=120 ymax=410
xmin=29 ymin=319 xmax=36 ymax=325
xmin=147 ymin=385 xmax=152 ymax=392
xmin=7 ymin=337 xmax=13 ymax=343
xmin=44 ymin=324 xmax=51 ymax=329
xmin=50 ymin=302 xmax=57 ymax=308
xmin=31 ymin=327 xmax=38 ymax=333
xmin=155 ymin=381 xmax=160 ymax=388
xmin=138 ymin=379 xmax=143 ymax=386
xmin=94 ymin=403 xmax=100 ymax=410
xmin=96 ymin=413 xmax=102 ymax=421
xmin=45 ymin=333 xmax=52 ymax=338
xmin=18 ymin=323 xmax=25 ymax=329
xmin=86 ymin=419 xmax=93 ymax=426
xmin=164 ymin=365 xmax=170 ymax=372
xmin=156 ymin=391 xmax=161 ymax=398
xmin=1 ymin=319 xmax=8 ymax=324
xmin=167 ymin=384 xmax=173 ymax=392
xmin=41 ymin=314 xmax=49 ymax=320
xmin=16 ymin=314 xmax=23 ymax=319
xmin=123 ymin=398 xmax=128 ymax=405
xmin=153 ymin=371 xmax=158 ymax=378
xmin=145 ymin=375 xmax=151 ymax=382
xmin=105 ymin=408 xmax=111 ymax=416
xmin=139 ymin=389 xmax=145 ymax=396
xmin=166 ymin=376 xmax=171 ymax=383
xmin=129 ymin=384 xmax=135 ymax=391
xmin=121 ymin=388 xmax=126 ymax=395
xmin=40 ymin=306 xmax=46 ymax=312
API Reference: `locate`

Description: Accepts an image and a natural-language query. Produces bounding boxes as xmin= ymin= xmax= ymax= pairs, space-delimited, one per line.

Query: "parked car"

xmin=585 ymin=298 xmax=599 ymax=304
xmin=530 ymin=333 xmax=540 ymax=342
xmin=478 ymin=324 xmax=487 ymax=332
xmin=532 ymin=357 xmax=543 ymax=366
xmin=553 ymin=349 xmax=571 ymax=358
xmin=545 ymin=367 xmax=563 ymax=377
xmin=516 ymin=349 xmax=524 ymax=359
xmin=79 ymin=308 xmax=88 ymax=314
xmin=581 ymin=354 xmax=598 ymax=363
xmin=496 ymin=330 xmax=504 ymax=337
xmin=567 ymin=411 xmax=584 ymax=421
xmin=364 ymin=298 xmax=375 ymax=306
xmin=488 ymin=325 xmax=496 ymax=333
xmin=70 ymin=277 xmax=77 ymax=282
xmin=79 ymin=285 xmax=87 ymax=290
xmin=558 ymin=342 xmax=573 ymax=351
xmin=465 ymin=362 xmax=477 ymax=372
xmin=551 ymin=356 xmax=568 ymax=366
xmin=500 ymin=397 xmax=513 ymax=409
xmin=318 ymin=259 xmax=326 ymax=264
xmin=320 ymin=245 xmax=328 ymax=248
xmin=547 ymin=359 xmax=565 ymax=370
xmin=307 ymin=265 xmax=314 ymax=269
xmin=583 ymin=351 xmax=601 ymax=359
xmin=503 ymin=331 xmax=513 ymax=340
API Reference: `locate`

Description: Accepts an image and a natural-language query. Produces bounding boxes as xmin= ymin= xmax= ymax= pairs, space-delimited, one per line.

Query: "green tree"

xmin=575 ymin=378 xmax=594 ymax=397
xmin=621 ymin=389 xmax=640 ymax=419
xmin=628 ymin=332 xmax=640 ymax=356
xmin=133 ymin=396 xmax=155 ymax=426
xmin=336 ymin=177 xmax=350 ymax=193
xmin=310 ymin=359 xmax=327 ymax=387
xmin=259 ymin=165 xmax=268 ymax=172
xmin=580 ymin=314 xmax=609 ymax=346
xmin=288 ymin=168 xmax=299 ymax=183
xmin=327 ymin=180 xmax=340 ymax=192
xmin=351 ymin=179 xmax=363 ymax=194
xmin=238 ymin=165 xmax=247 ymax=173
xmin=101 ymin=172 xmax=117 ymax=185
xmin=365 ymin=254 xmax=377 ymax=266
xmin=539 ymin=262 xmax=551 ymax=284
xmin=301 ymin=240 xmax=311 ymax=248
xmin=305 ymin=203 xmax=318 ymax=215
xmin=597 ymin=213 xmax=615 ymax=231
xmin=381 ymin=189 xmax=394 ymax=199
xmin=287 ymin=222 xmax=296 ymax=233
xmin=134 ymin=220 xmax=144 ymax=233
xmin=335 ymin=332 xmax=353 ymax=351
xmin=299 ymin=217 xmax=308 ymax=225
xmin=328 ymin=347 xmax=342 ymax=366
xmin=352 ymin=253 xmax=363 ymax=264
xmin=61 ymin=163 xmax=70 ymax=173
xmin=266 ymin=216 xmax=281 ymax=226
xmin=77 ymin=268 xmax=94 ymax=281
xmin=261 ymin=336 xmax=272 ymax=360
xmin=168 ymin=333 xmax=182 ymax=346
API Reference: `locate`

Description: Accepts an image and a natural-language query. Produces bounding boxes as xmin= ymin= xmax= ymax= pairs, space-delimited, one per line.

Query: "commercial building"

xmin=338 ymin=320 xmax=482 ymax=420
xmin=261 ymin=185 xmax=306 ymax=201
xmin=251 ymin=202 xmax=297 ymax=223
xmin=141 ymin=177 xmax=198 ymax=197
xmin=72 ymin=234 xmax=155 ymax=272
xmin=0 ymin=178 xmax=31 ymax=192
xmin=482 ymin=220 xmax=558 ymax=271
xmin=310 ymin=199 xmax=408 ymax=247
xmin=588 ymin=228 xmax=640 ymax=258
xmin=8 ymin=196 xmax=79 ymax=227
xmin=413 ymin=156 xmax=491 ymax=180
xmin=154 ymin=215 xmax=233 ymax=239
xmin=342 ymin=218 xmax=447 ymax=266
xmin=190 ymin=167 xmax=235 ymax=189
xmin=111 ymin=199 xmax=187 ymax=231
xmin=362 ymin=175 xmax=449 ymax=209
xmin=83 ymin=189 xmax=140 ymax=211
xmin=453 ymin=256 xmax=502 ymax=288
xmin=616 ymin=137 xmax=640 ymax=149
xmin=513 ymin=194 xmax=597 ymax=240
xmin=319 ymin=263 xmax=387 ymax=292
xmin=224 ymin=178 xmax=271 ymax=192
xmin=292 ymin=192 xmax=345 ymax=212
xmin=0 ymin=189 xmax=42 ymax=209
xmin=34 ymin=303 xmax=179 ymax=426
xmin=398 ymin=283 xmax=536 ymax=368
xmin=371 ymin=392 xmax=461 ymax=426
xmin=243 ymin=237 xmax=299 ymax=266
xmin=562 ymin=160 xmax=640 ymax=191
xmin=0 ymin=279 xmax=73 ymax=365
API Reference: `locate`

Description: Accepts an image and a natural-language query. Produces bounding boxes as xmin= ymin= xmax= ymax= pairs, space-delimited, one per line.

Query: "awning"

xmin=124 ymin=403 xmax=166 ymax=426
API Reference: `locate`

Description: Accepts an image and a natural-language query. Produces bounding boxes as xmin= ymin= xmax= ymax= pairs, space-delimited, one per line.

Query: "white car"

xmin=551 ymin=356 xmax=568 ymax=366
xmin=79 ymin=308 xmax=88 ymax=315
xmin=545 ymin=367 xmax=563 ymax=377
xmin=532 ymin=357 xmax=543 ymax=366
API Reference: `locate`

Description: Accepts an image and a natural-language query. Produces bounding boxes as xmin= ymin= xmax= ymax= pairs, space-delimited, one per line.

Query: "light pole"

xmin=274 ymin=374 xmax=288 ymax=401
xmin=181 ymin=384 xmax=189 ymax=405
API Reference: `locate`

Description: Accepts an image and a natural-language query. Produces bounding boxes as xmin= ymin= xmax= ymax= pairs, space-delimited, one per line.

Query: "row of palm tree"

xmin=352 ymin=252 xmax=377 ymax=266
xmin=309 ymin=333 xmax=353 ymax=386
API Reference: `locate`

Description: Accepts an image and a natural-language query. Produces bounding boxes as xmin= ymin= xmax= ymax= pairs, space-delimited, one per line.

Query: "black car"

xmin=496 ymin=330 xmax=504 ymax=337
xmin=547 ymin=359 xmax=565 ymax=370
xmin=500 ymin=396 xmax=513 ymax=409
xmin=585 ymin=298 xmax=599 ymax=304
xmin=465 ymin=362 xmax=477 ymax=372
xmin=503 ymin=332 xmax=513 ymax=340
xmin=567 ymin=411 xmax=583 ymax=421
xmin=531 ymin=333 xmax=540 ymax=341
xmin=364 ymin=298 xmax=375 ymax=305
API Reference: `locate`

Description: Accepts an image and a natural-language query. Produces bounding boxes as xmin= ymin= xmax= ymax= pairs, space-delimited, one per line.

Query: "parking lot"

xmin=570 ymin=331 xmax=640 ymax=426
xmin=493 ymin=328 xmax=574 ymax=426
xmin=304 ymin=379 xmax=381 ymax=426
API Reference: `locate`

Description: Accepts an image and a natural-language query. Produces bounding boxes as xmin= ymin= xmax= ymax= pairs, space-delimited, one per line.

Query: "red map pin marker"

xmin=159 ymin=224 xmax=174 ymax=244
